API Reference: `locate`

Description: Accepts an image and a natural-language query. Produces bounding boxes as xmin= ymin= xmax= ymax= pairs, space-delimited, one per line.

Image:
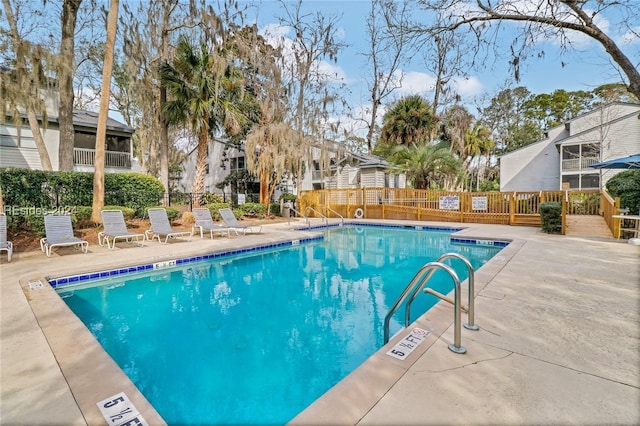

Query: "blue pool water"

xmin=57 ymin=225 xmax=503 ymax=424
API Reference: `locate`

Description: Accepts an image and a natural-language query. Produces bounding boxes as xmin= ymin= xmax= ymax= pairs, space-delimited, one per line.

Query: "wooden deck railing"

xmin=299 ymin=188 xmax=607 ymax=234
xmin=601 ymin=190 xmax=621 ymax=237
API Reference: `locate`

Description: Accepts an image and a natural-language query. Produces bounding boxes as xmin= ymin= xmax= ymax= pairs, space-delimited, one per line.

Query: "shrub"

xmin=25 ymin=213 xmax=46 ymax=237
xmin=102 ymin=206 xmax=136 ymax=221
xmin=238 ymin=202 xmax=266 ymax=218
xmin=606 ymin=170 xmax=640 ymax=215
xmin=144 ymin=206 xmax=180 ymax=221
xmin=539 ymin=202 xmax=562 ymax=234
xmin=279 ymin=193 xmax=296 ymax=202
xmin=182 ymin=211 xmax=195 ymax=225
xmin=205 ymin=203 xmax=231 ymax=221
xmin=75 ymin=206 xmax=93 ymax=222
xmin=201 ymin=193 xmax=225 ymax=205
xmin=269 ymin=202 xmax=281 ymax=216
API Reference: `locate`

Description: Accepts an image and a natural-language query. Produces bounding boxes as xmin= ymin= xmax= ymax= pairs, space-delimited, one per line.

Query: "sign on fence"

xmin=237 ymin=194 xmax=246 ymax=205
xmin=439 ymin=196 xmax=460 ymax=210
xmin=472 ymin=196 xmax=488 ymax=211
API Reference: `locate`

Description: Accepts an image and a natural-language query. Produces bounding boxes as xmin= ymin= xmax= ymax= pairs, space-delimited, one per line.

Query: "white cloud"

xmin=452 ymin=76 xmax=484 ymax=97
xmin=391 ymin=69 xmax=483 ymax=99
xmin=395 ymin=70 xmax=437 ymax=95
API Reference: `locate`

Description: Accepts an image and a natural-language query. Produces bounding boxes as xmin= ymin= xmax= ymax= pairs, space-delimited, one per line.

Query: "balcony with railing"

xmin=74 ymin=148 xmax=132 ymax=169
xmin=561 ymin=156 xmax=599 ymax=171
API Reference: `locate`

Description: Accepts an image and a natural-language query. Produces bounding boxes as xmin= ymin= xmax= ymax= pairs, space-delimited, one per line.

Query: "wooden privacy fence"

xmin=298 ymin=188 xmax=605 ymax=233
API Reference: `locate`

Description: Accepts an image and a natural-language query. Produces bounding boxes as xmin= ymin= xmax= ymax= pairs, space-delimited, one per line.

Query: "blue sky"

xmin=243 ymin=0 xmax=639 ymax=126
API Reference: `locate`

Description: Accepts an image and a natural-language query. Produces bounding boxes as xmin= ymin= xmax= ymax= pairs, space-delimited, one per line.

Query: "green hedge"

xmin=606 ymin=170 xmax=640 ymax=215
xmin=540 ymin=202 xmax=562 ymax=234
xmin=0 ymin=168 xmax=164 ymax=217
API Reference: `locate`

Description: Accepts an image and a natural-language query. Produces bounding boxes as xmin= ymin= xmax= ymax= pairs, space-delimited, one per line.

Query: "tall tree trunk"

xmin=159 ymin=24 xmax=170 ymax=202
xmin=58 ymin=0 xmax=82 ymax=171
xmin=91 ymin=0 xmax=119 ymax=224
xmin=26 ymin=108 xmax=53 ymax=171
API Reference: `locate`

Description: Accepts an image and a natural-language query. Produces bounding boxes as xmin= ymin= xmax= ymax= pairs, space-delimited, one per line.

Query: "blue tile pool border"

xmin=48 ymin=235 xmax=324 ymax=289
xmin=302 ymin=221 xmax=465 ymax=233
xmin=47 ymin=224 xmax=510 ymax=289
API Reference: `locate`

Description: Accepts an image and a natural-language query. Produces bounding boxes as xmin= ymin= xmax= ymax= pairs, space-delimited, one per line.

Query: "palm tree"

xmin=378 ymin=95 xmax=437 ymax=147
xmin=159 ymin=36 xmax=250 ymax=201
xmin=463 ymin=122 xmax=494 ymax=190
xmin=388 ymin=142 xmax=461 ymax=189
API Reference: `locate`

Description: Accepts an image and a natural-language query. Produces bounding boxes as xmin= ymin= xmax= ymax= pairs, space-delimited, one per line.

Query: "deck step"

xmin=565 ymin=215 xmax=613 ymax=238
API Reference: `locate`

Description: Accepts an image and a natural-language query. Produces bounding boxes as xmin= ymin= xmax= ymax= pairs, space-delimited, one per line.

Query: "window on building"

xmin=582 ymin=144 xmax=599 ymax=158
xmin=230 ymin=156 xmax=245 ymax=171
xmin=562 ymin=145 xmax=580 ymax=160
xmin=562 ymin=175 xmax=579 ymax=189
xmin=0 ymin=134 xmax=18 ymax=147
xmin=581 ymin=174 xmax=600 ymax=189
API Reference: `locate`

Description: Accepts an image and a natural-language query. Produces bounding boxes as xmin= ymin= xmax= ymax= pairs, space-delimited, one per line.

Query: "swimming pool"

xmin=54 ymin=225 xmax=505 ymax=424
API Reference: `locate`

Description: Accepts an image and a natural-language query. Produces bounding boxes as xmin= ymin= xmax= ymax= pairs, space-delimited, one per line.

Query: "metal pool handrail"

xmin=322 ymin=205 xmax=344 ymax=226
xmin=405 ymin=253 xmax=478 ymax=331
xmin=304 ymin=206 xmax=328 ymax=226
xmin=287 ymin=206 xmax=309 ymax=227
xmin=383 ymin=261 xmax=466 ymax=354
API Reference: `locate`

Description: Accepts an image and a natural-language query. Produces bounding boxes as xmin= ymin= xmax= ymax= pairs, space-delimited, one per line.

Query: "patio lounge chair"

xmin=145 ymin=208 xmax=193 ymax=244
xmin=99 ymin=210 xmax=146 ymax=249
xmin=40 ymin=213 xmax=89 ymax=257
xmin=192 ymin=208 xmax=231 ymax=239
xmin=0 ymin=213 xmax=13 ymax=262
xmin=218 ymin=207 xmax=262 ymax=235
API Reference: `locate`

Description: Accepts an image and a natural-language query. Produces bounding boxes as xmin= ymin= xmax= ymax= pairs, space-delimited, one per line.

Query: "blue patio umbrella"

xmin=590 ymin=153 xmax=640 ymax=169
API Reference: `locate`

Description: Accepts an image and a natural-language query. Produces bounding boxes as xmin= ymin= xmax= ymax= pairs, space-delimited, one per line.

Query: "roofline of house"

xmin=553 ymin=107 xmax=640 ymax=146
xmin=500 ymin=101 xmax=640 ymax=159
xmin=4 ymin=110 xmax=134 ymax=135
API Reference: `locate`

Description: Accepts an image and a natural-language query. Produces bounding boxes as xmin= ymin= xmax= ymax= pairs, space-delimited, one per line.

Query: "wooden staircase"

xmin=565 ymin=215 xmax=613 ymax=238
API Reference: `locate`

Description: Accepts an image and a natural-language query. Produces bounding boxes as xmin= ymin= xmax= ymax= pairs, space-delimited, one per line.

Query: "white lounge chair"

xmin=0 ymin=213 xmax=13 ymax=262
xmin=40 ymin=214 xmax=89 ymax=257
xmin=145 ymin=208 xmax=192 ymax=244
xmin=99 ymin=210 xmax=146 ymax=249
xmin=218 ymin=208 xmax=261 ymax=235
xmin=192 ymin=208 xmax=231 ymax=239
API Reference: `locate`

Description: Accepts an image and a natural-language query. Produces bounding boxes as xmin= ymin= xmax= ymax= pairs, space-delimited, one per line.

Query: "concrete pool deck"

xmin=1 ymin=220 xmax=638 ymax=425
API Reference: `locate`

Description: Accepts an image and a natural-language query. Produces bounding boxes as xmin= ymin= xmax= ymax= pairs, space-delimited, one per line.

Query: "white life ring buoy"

xmin=354 ymin=208 xmax=364 ymax=219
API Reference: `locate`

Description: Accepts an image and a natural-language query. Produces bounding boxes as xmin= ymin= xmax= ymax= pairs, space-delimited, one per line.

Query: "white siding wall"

xmin=569 ymin=103 xmax=639 ymax=135
xmin=0 ymin=123 xmax=60 ymax=170
xmin=360 ymin=169 xmax=379 ymax=187
xmin=179 ymin=140 xmax=231 ymax=193
xmin=500 ymin=137 xmax=561 ymax=191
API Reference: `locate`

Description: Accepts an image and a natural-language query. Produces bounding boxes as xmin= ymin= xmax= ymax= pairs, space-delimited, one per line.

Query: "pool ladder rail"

xmin=304 ymin=206 xmax=328 ymax=226
xmin=383 ymin=253 xmax=478 ymax=354
xmin=322 ymin=205 xmax=344 ymax=226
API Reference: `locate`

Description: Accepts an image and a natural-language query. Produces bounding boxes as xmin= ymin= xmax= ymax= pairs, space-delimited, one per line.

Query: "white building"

xmin=1 ymin=71 xmax=135 ymax=173
xmin=500 ymin=102 xmax=640 ymax=191
xmin=179 ymin=139 xmax=405 ymax=201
